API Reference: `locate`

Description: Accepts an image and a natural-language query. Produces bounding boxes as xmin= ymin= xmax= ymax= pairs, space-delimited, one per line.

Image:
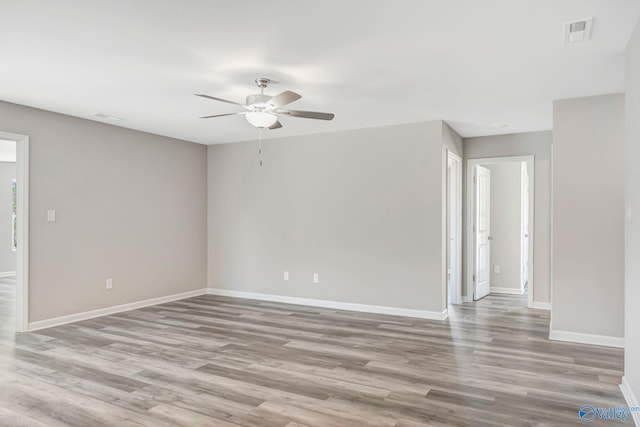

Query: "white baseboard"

xmin=0 ymin=271 xmax=16 ymax=278
xmin=530 ymin=301 xmax=551 ymax=310
xmin=28 ymin=288 xmax=208 ymax=332
xmin=490 ymin=287 xmax=525 ymax=295
xmin=549 ymin=329 xmax=624 ymax=348
xmin=206 ymin=288 xmax=448 ymax=320
xmin=620 ymin=377 xmax=640 ymax=426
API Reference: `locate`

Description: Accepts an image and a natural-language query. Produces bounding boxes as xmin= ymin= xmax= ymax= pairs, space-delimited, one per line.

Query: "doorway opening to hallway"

xmin=0 ymin=131 xmax=29 ymax=334
xmin=466 ymin=156 xmax=534 ymax=308
xmin=0 ymin=138 xmax=17 ymax=337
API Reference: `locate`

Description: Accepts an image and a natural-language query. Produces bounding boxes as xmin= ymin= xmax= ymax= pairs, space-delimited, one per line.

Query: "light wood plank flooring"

xmin=0 ymin=282 xmax=630 ymax=426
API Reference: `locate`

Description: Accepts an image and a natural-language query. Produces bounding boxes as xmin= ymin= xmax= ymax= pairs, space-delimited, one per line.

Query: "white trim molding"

xmin=549 ymin=329 xmax=624 ymax=348
xmin=0 ymin=271 xmax=16 ymax=278
xmin=28 ymin=288 xmax=208 ymax=331
xmin=530 ymin=301 xmax=551 ymax=310
xmin=620 ymin=377 xmax=640 ymax=426
xmin=490 ymin=287 xmax=525 ymax=295
xmin=207 ymin=288 xmax=449 ymax=320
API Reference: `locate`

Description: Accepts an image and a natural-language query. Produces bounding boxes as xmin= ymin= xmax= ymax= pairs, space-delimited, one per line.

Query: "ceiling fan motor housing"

xmin=246 ymin=94 xmax=271 ymax=108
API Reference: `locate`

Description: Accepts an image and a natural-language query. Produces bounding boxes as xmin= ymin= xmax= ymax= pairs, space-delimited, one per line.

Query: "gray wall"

xmin=208 ymin=121 xmax=455 ymax=313
xmin=0 ymin=101 xmax=208 ymax=322
xmin=552 ymin=94 xmax=625 ymax=338
xmin=625 ymin=19 xmax=640 ymax=402
xmin=463 ymin=131 xmax=552 ymax=304
xmin=486 ymin=163 xmax=522 ymax=292
xmin=0 ymin=162 xmax=16 ymax=273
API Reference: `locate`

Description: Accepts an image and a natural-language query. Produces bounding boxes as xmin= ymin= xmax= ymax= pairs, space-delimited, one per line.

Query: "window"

xmin=11 ymin=179 xmax=16 ymax=251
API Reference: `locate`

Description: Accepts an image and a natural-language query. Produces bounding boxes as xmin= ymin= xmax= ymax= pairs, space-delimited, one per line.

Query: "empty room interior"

xmin=1 ymin=1 xmax=640 ymax=426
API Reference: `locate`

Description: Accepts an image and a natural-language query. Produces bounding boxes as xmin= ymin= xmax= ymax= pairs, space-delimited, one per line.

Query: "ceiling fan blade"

xmin=267 ymin=91 xmax=301 ymax=108
xmin=276 ymin=109 xmax=334 ymax=120
xmin=199 ymin=112 xmax=244 ymax=119
xmin=268 ymin=120 xmax=283 ymax=130
xmin=195 ymin=94 xmax=245 ymax=107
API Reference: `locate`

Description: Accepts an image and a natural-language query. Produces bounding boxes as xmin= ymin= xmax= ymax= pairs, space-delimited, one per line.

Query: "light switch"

xmin=283 ymin=271 xmax=289 ymax=281
xmin=47 ymin=210 xmax=56 ymax=222
xmin=313 ymin=273 xmax=319 ymax=284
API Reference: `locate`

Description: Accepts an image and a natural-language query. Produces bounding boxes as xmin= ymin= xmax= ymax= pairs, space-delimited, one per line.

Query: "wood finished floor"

xmin=0 ymin=277 xmax=630 ymax=426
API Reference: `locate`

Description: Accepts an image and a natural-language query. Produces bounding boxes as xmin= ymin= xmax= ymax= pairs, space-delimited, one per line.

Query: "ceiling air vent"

xmin=564 ymin=18 xmax=593 ymax=43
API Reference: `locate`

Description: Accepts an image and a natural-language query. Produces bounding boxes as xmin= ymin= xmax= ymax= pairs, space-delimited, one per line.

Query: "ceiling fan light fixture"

xmin=245 ymin=111 xmax=278 ymax=128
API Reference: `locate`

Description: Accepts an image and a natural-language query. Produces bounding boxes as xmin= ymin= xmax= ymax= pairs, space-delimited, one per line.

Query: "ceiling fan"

xmin=195 ymin=78 xmax=335 ymax=129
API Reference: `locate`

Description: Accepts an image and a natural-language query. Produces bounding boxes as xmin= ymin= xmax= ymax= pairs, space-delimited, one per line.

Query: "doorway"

xmin=0 ymin=131 xmax=29 ymax=333
xmin=0 ymin=139 xmax=16 ymax=337
xmin=447 ymin=152 xmax=462 ymax=306
xmin=466 ymin=156 xmax=534 ymax=308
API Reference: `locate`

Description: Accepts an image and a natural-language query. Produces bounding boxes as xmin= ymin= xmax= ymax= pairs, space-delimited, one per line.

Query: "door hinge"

xmin=473 ymin=274 xmax=476 ymax=282
xmin=473 ymin=175 xmax=476 ymax=184
xmin=473 ymin=224 xmax=476 ymax=232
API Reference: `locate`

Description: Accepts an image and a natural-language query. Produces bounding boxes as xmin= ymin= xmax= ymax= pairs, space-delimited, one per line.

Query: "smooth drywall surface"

xmin=208 ymin=121 xmax=447 ymax=313
xmin=625 ymin=19 xmax=640 ymax=402
xmin=552 ymin=94 xmax=624 ymax=338
xmin=463 ymin=131 xmax=552 ymax=304
xmin=486 ymin=163 xmax=522 ymax=292
xmin=0 ymin=162 xmax=16 ymax=273
xmin=0 ymin=101 xmax=207 ymax=322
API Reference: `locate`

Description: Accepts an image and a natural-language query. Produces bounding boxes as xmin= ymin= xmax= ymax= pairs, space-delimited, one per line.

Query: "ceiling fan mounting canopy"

xmin=195 ymin=77 xmax=334 ymax=129
xmin=254 ymin=77 xmax=271 ymax=89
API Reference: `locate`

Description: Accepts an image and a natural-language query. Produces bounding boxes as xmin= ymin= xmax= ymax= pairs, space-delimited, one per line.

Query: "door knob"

xmin=488 ymin=236 xmax=493 ymax=240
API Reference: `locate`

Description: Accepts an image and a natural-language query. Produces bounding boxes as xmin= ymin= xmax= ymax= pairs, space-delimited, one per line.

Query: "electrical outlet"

xmin=47 ymin=210 xmax=56 ymax=222
xmin=283 ymin=271 xmax=289 ymax=281
xmin=313 ymin=273 xmax=319 ymax=284
xmin=106 ymin=278 xmax=113 ymax=290
xmin=494 ymin=265 xmax=500 ymax=274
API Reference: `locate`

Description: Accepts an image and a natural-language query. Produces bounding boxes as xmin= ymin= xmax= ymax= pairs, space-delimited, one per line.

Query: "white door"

xmin=474 ymin=165 xmax=491 ymax=300
xmin=521 ymin=163 xmax=530 ymax=291
xmin=447 ymin=161 xmax=452 ymax=305
xmin=447 ymin=155 xmax=461 ymax=305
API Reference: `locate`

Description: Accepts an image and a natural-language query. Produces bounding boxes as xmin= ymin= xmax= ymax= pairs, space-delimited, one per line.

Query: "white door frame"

xmin=466 ymin=155 xmax=535 ymax=308
xmin=447 ymin=151 xmax=462 ymax=305
xmin=0 ymin=131 xmax=29 ymax=333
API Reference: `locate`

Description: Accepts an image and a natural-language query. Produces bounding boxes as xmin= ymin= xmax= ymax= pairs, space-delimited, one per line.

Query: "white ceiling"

xmin=0 ymin=0 xmax=638 ymax=144
xmin=0 ymin=139 xmax=16 ymax=162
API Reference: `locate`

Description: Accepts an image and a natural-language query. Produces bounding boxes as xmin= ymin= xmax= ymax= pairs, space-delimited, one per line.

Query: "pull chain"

xmin=258 ymin=127 xmax=263 ymax=166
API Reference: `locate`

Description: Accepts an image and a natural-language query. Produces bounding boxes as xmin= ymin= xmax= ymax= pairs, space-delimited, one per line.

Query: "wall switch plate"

xmin=494 ymin=265 xmax=500 ymax=274
xmin=106 ymin=278 xmax=113 ymax=290
xmin=283 ymin=271 xmax=289 ymax=281
xmin=313 ymin=273 xmax=319 ymax=284
xmin=47 ymin=210 xmax=56 ymax=222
